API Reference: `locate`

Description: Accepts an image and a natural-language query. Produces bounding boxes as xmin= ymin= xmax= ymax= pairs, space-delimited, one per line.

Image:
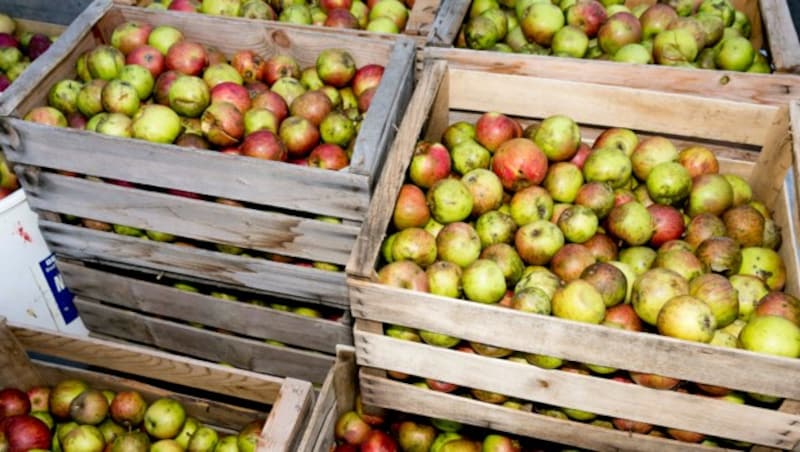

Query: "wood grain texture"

xmin=349 ymin=38 xmax=417 ymax=181
xmin=58 ymin=262 xmax=352 ymax=353
xmin=297 ymin=346 xmax=355 ymax=452
xmin=426 ymin=0 xmax=469 ymax=45
xmin=748 ymin=105 xmax=793 ymax=207
xmin=5 ymin=120 xmax=370 ymax=221
xmin=10 ymin=321 xmax=286 ymax=404
xmin=424 ymin=47 xmax=800 ymax=106
xmin=22 ymin=171 xmax=359 ymax=265
xmin=359 ymin=371 xmax=734 ymax=452
xmin=760 ymin=0 xmax=800 ymax=73
xmin=260 ymin=378 xmax=314 ymax=452
xmin=74 ymin=299 xmax=334 ymax=384
xmin=38 ymin=221 xmax=350 ymax=308
xmin=0 ymin=318 xmax=45 ymax=386
xmin=33 ymin=362 xmax=265 ymax=431
xmin=446 ymin=68 xmax=778 ymax=146
xmin=346 ymin=60 xmax=448 ymax=277
xmin=354 ymin=327 xmax=800 ymax=448
xmin=349 ymin=278 xmax=800 ymax=399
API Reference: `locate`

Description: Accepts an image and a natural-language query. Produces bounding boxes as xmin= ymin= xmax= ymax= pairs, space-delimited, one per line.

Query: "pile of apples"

xmin=0 ymin=380 xmax=266 ymax=452
xmin=0 ymin=13 xmax=55 ymax=92
xmin=458 ymin=0 xmax=769 ymax=72
xmin=134 ymin=0 xmax=412 ymax=34
xmin=24 ymin=20 xmax=386 ymax=172
xmin=376 ymin=111 xmax=800 ymax=442
xmin=333 ymin=399 xmax=542 ymax=451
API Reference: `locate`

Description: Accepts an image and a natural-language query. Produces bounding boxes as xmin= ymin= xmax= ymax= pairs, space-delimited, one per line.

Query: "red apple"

xmin=168 ymin=0 xmax=200 ymax=11
xmin=325 ymin=8 xmax=360 ymax=28
xmin=279 ymin=116 xmax=320 ymax=158
xmin=565 ymin=0 xmax=607 ymax=38
xmin=604 ymin=304 xmax=643 ymax=331
xmin=126 ymin=45 xmax=164 ymax=78
xmin=263 ymin=54 xmax=301 ymax=86
xmin=357 ymin=86 xmax=377 ymax=113
xmin=377 ymin=261 xmax=428 ymax=291
xmin=491 ymin=138 xmax=548 ymax=191
xmin=360 ymin=429 xmax=397 ymax=452
xmin=153 ymin=70 xmax=181 ymax=106
xmin=754 ymin=292 xmax=800 ymax=326
xmin=475 ymin=112 xmax=520 ymax=152
xmin=201 ymin=101 xmax=244 ymax=147
xmin=110 ymin=22 xmax=153 ymax=56
xmin=322 ymin=0 xmax=353 ymax=11
xmin=290 ymin=90 xmax=333 ymax=126
xmin=109 ymin=391 xmax=147 ymax=428
xmin=231 ymin=50 xmax=267 ymax=83
xmin=308 ymin=143 xmax=348 ymax=170
xmin=352 ymin=64 xmax=384 ymax=97
xmin=210 ymin=82 xmax=251 ymax=113
xmin=629 ymin=372 xmax=681 ymax=390
xmin=335 ymin=411 xmax=371 ymax=445
xmin=252 ymin=91 xmax=288 ymax=123
xmin=165 ymin=41 xmax=207 ymax=76
xmin=3 ymin=415 xmax=51 ymax=451
xmin=409 ymin=141 xmax=451 ymax=189
xmin=0 ymin=389 xmax=30 ymax=419
xmin=569 ymin=142 xmax=592 ymax=169
xmin=241 ymin=130 xmax=287 ymax=161
xmin=647 ymin=204 xmax=685 ymax=247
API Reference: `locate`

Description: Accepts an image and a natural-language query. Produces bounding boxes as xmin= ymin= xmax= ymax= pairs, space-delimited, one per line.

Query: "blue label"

xmin=38 ymin=254 xmax=78 ymax=324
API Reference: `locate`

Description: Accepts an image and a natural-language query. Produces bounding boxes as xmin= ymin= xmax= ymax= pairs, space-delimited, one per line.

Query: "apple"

xmin=632 ymin=268 xmax=689 ymax=326
xmin=377 ymin=261 xmax=429 ymax=292
xmin=241 ymin=130 xmax=288 ymax=161
xmin=76 ymin=80 xmax=107 ymax=118
xmin=26 ymin=387 xmax=49 ymax=413
xmin=187 ymin=426 xmax=218 ymax=451
xmin=252 ymin=91 xmax=289 ymax=123
xmin=597 ymin=12 xmax=642 ymax=55
xmin=3 ymin=415 xmax=51 ymax=451
xmin=334 ymin=411 xmax=370 ymax=445
xmin=397 ymin=421 xmax=435 ymax=452
xmin=131 ymin=104 xmax=182 ymax=144
xmin=202 ymin=101 xmax=245 ymax=147
xmin=475 ymin=112 xmax=520 ymax=152
xmin=111 ymin=22 xmax=153 ymax=56
xmin=118 ymin=64 xmax=154 ymax=100
xmin=515 ymin=220 xmax=564 ymax=265
xmin=520 ymin=2 xmax=565 ymax=46
xmin=462 ymin=259 xmax=507 ymax=303
xmin=143 ymin=399 xmax=186 ymax=440
xmin=426 ymin=178 xmax=473 ymax=224
xmin=409 ymin=142 xmax=451 ymax=189
xmin=168 ymin=75 xmax=210 ymax=117
xmin=62 ymin=424 xmax=105 ymax=452
xmin=0 ymin=389 xmax=30 ymax=419
xmin=49 ymin=380 xmax=89 ymax=420
xmin=109 ymin=391 xmax=146 ymax=428
xmin=566 ymin=0 xmax=607 ymax=37
xmin=739 ymin=315 xmax=800 ymax=358
xmin=316 ymin=49 xmax=356 ymax=87
xmin=393 ymin=184 xmax=430 ymax=229
xmin=492 ymin=138 xmax=548 ymax=191
xmin=211 ymin=82 xmax=251 ymax=114
xmin=69 ymin=389 xmax=108 ymax=425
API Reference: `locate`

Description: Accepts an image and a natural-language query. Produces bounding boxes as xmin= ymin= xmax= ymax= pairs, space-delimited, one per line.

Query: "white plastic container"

xmin=0 ymin=189 xmax=87 ymax=334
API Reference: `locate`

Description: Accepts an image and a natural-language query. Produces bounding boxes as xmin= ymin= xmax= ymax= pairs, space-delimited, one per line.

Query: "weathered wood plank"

xmin=349 ymin=278 xmax=800 ymax=399
xmin=760 ymin=0 xmax=800 ymax=73
xmin=74 ymin=299 xmax=334 ymax=384
xmin=0 ymin=0 xmax=95 ymax=25
xmin=261 ymin=378 xmax=314 ymax=452
xmin=10 ymin=321 xmax=286 ymax=404
xmin=346 ymin=60 xmax=448 ymax=277
xmin=39 ymin=221 xmax=350 ymax=308
xmin=424 ymin=47 xmax=800 ymax=107
xmin=298 ymin=345 xmax=356 ymax=452
xmin=791 ymin=102 xmax=800 ymax=211
xmin=446 ymin=68 xmax=779 ymax=147
xmin=748 ymin=105 xmax=793 ymax=207
xmin=58 ymin=262 xmax=352 ymax=353
xmin=359 ymin=371 xmax=735 ymax=452
xmin=33 ymin=362 xmax=265 ymax=431
xmin=426 ymin=0 xmax=469 ymax=45
xmin=354 ymin=327 xmax=800 ymax=448
xmin=405 ymin=0 xmax=439 ymax=36
xmin=350 ymin=38 xmax=417 ymax=184
xmin=22 ymin=171 xmax=359 ymax=265
xmin=13 ymin=19 xmax=66 ymax=37
xmin=6 ymin=120 xmax=371 ymax=220
xmin=0 ymin=318 xmax=45 ymax=386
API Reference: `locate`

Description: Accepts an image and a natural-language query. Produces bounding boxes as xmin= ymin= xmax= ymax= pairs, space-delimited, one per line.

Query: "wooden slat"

xmin=425 ymin=47 xmax=800 ymax=107
xmin=359 ymin=371 xmax=735 ymax=452
xmin=760 ymin=0 xmax=800 ymax=73
xmin=0 ymin=0 xmax=95 ymax=26
xmin=298 ymin=345 xmax=356 ymax=452
xmin=33 ymin=362 xmax=265 ymax=431
xmin=426 ymin=0 xmax=469 ymax=45
xmin=261 ymin=378 xmax=314 ymax=452
xmin=13 ymin=18 xmax=66 ymax=37
xmin=349 ymin=278 xmax=800 ymax=399
xmin=791 ymin=103 xmax=800 ymax=209
xmin=354 ymin=327 xmax=800 ymax=448
xmin=350 ymin=38 xmax=416 ymax=182
xmin=405 ymin=0 xmax=439 ymax=36
xmin=58 ymin=262 xmax=352 ymax=353
xmin=6 ymin=120 xmax=370 ymax=221
xmin=748 ymin=105 xmax=793 ymax=207
xmin=22 ymin=170 xmax=359 ymax=265
xmin=38 ymin=220 xmax=350 ymax=308
xmin=74 ymin=300 xmax=334 ymax=384
xmin=346 ymin=59 xmax=448 ymax=277
xmin=10 ymin=321 xmax=286 ymax=404
xmin=0 ymin=318 xmax=45 ymax=386
xmin=773 ymin=177 xmax=800 ymax=301
xmin=446 ymin=68 xmax=778 ymax=147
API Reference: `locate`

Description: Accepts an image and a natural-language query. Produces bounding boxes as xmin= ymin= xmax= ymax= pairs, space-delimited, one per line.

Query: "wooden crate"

xmin=0 ymin=1 xmax=416 ymax=308
xmin=426 ymin=0 xmax=800 ymax=105
xmin=53 ymin=260 xmax=347 ymax=384
xmin=347 ymin=59 xmax=800 ymax=449
xmin=297 ymin=345 xmax=357 ymax=452
xmin=0 ymin=317 xmax=315 ymax=452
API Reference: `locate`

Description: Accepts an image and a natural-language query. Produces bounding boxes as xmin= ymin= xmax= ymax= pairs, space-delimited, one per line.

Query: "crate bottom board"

xmin=359 ymin=370 xmax=745 ymax=452
xmin=75 ymin=299 xmax=335 ymax=384
xmin=57 ymin=260 xmax=353 ymax=355
xmin=38 ymin=219 xmax=350 ymax=308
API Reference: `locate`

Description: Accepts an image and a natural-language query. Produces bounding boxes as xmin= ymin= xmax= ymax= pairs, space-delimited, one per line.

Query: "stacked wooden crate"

xmin=345 ymin=58 xmax=800 ymax=450
xmin=0 ymin=0 xmax=416 ymax=383
xmin=0 ymin=317 xmax=314 ymax=452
